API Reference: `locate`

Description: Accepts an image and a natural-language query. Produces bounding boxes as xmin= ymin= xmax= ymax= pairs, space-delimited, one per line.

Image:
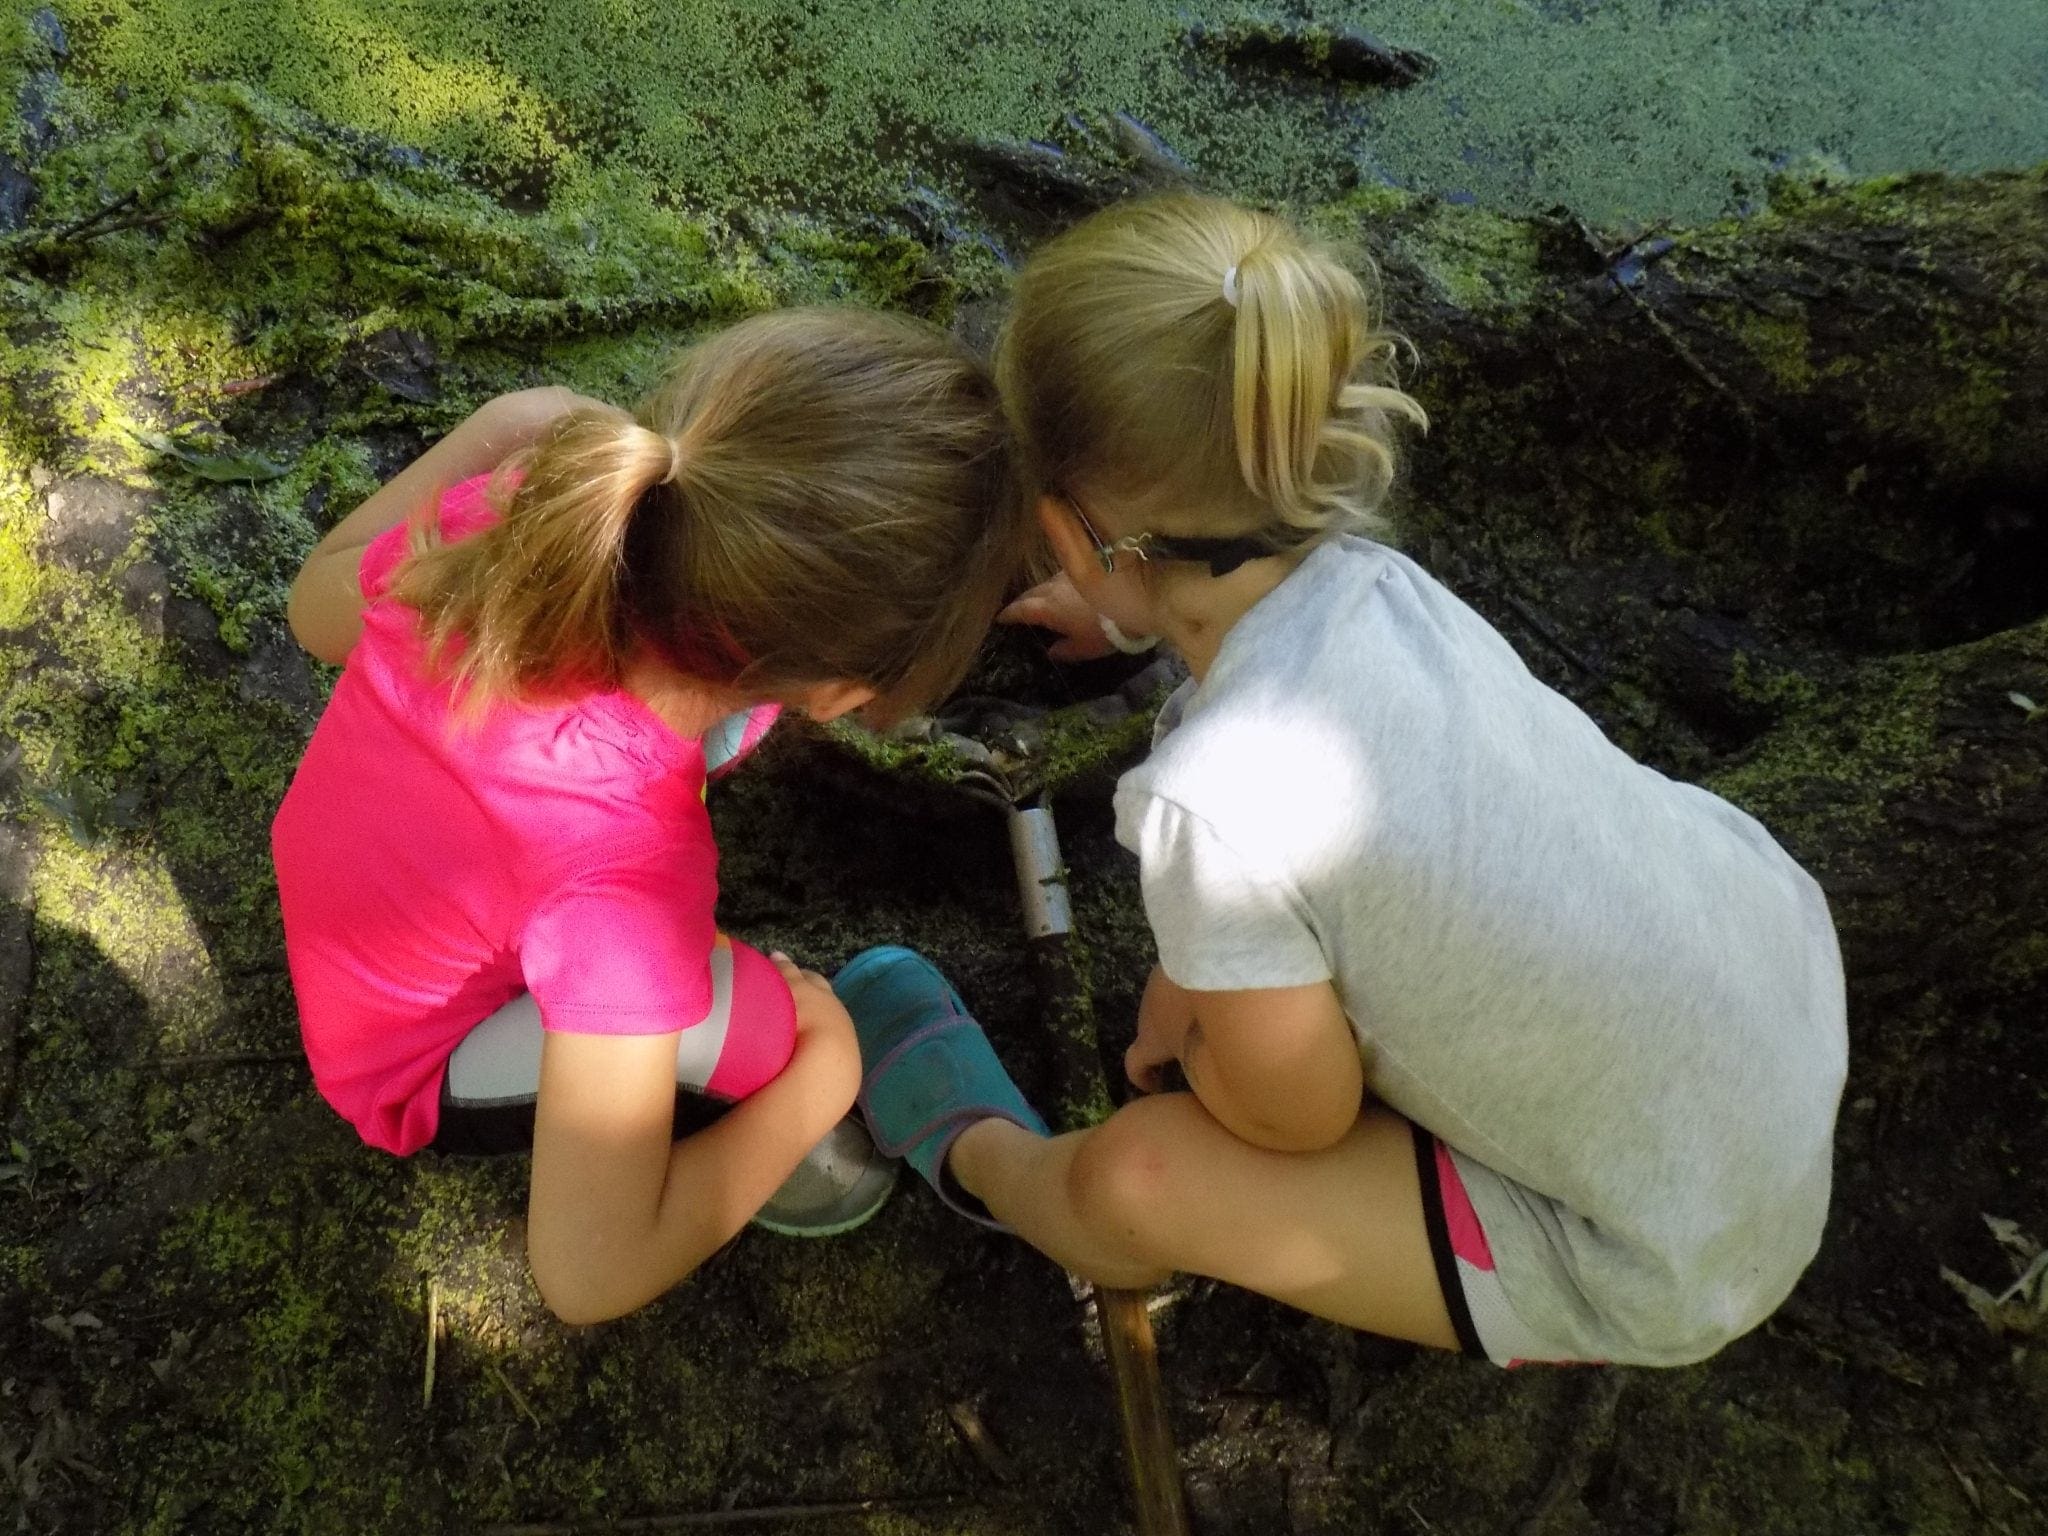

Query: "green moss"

xmin=1728 ymin=649 xmax=1820 ymax=714
xmin=15 ymin=0 xmax=2045 ymax=236
xmin=0 ymin=508 xmax=42 ymax=628
xmin=1727 ymin=306 xmax=1817 ymax=393
xmin=1988 ymin=931 xmax=2048 ymax=989
xmin=1711 ymin=651 xmax=1948 ymax=846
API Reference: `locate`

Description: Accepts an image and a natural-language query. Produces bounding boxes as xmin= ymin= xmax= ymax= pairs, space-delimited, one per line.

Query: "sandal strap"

xmin=857 ymin=1013 xmax=1017 ymax=1158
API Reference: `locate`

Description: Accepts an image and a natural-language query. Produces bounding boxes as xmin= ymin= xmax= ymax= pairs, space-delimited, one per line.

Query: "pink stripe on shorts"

xmin=1414 ymin=1125 xmax=1606 ymax=1368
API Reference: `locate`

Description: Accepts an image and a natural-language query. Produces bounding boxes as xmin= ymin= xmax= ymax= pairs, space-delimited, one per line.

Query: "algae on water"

xmin=39 ymin=0 xmax=2048 ymax=228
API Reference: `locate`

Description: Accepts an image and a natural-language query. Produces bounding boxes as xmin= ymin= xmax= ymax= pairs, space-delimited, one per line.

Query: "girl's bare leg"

xmin=950 ymin=1094 xmax=1459 ymax=1348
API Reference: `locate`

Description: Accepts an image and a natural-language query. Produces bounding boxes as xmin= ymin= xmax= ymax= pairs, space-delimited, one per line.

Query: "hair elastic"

xmin=1098 ymin=614 xmax=1161 ymax=655
xmin=1220 ymin=264 xmax=1241 ymax=308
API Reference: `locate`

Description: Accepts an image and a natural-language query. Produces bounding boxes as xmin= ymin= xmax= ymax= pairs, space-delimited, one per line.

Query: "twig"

xmin=46 ymin=189 xmax=142 ymax=242
xmin=945 ymin=1400 xmax=1017 ymax=1484
xmin=1621 ymin=284 xmax=1760 ymax=431
xmin=1994 ymin=1246 xmax=2048 ymax=1306
xmin=1514 ymin=1373 xmax=1623 ymax=1536
xmin=1937 ymin=1440 xmax=1984 ymax=1514
xmin=1571 ymin=216 xmax=1763 ymax=438
xmin=1499 ymin=592 xmax=1607 ymax=682
xmin=62 ymin=211 xmax=177 ymax=245
xmin=423 ymin=1279 xmax=440 ymax=1409
xmin=479 ymin=1494 xmax=980 ymax=1534
xmin=486 ymin=1362 xmax=542 ymax=1430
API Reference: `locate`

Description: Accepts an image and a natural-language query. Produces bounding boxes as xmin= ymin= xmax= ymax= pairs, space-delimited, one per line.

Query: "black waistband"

xmin=1412 ymin=1121 xmax=1487 ymax=1360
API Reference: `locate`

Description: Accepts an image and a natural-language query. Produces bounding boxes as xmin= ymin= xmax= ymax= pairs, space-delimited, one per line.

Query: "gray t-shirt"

xmin=1114 ymin=537 xmax=1847 ymax=1365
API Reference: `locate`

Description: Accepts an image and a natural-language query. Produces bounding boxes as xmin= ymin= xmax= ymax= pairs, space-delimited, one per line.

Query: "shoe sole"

xmin=750 ymin=1178 xmax=895 ymax=1238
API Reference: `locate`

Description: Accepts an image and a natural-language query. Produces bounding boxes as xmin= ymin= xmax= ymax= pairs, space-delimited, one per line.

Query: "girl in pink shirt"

xmin=273 ymin=308 xmax=1029 ymax=1323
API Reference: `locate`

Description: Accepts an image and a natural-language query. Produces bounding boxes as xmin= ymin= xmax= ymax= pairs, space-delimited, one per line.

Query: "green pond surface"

xmin=41 ymin=0 xmax=2048 ymax=225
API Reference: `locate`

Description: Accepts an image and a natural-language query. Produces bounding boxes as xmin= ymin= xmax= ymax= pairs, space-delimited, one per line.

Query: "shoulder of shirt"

xmin=531 ymin=826 xmax=715 ymax=900
xmin=1112 ymin=537 xmax=1445 ymax=848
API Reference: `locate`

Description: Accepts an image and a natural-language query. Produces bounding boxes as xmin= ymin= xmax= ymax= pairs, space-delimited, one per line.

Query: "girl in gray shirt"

xmin=833 ymin=192 xmax=1848 ymax=1366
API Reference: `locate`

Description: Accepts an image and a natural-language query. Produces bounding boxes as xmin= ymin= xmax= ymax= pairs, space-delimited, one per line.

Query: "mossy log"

xmin=1371 ymin=164 xmax=2048 ymax=653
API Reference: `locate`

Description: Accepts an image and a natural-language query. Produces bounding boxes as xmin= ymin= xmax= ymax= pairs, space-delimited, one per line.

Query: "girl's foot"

xmin=832 ymin=946 xmax=1047 ymax=1228
xmin=752 ymin=1114 xmax=898 ymax=1238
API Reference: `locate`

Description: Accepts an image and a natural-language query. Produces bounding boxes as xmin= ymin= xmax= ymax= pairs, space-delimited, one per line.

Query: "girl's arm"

xmin=285 ymin=386 xmax=603 ymax=664
xmin=523 ymin=957 xmax=861 ymax=1325
xmin=1164 ymin=973 xmax=1365 ymax=1155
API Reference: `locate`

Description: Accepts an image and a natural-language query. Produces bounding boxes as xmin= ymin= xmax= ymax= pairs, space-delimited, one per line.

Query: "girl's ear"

xmin=795 ymin=681 xmax=878 ymax=724
xmin=1038 ymin=493 xmax=1103 ymax=593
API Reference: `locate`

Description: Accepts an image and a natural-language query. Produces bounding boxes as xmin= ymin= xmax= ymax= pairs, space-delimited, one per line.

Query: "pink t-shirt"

xmin=273 ymin=475 xmax=763 ymax=1155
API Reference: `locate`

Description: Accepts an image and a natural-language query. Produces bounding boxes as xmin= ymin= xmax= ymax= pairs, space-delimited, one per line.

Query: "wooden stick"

xmin=1009 ymin=803 xmax=1190 ymax=1536
xmin=423 ymin=1279 xmax=440 ymax=1409
xmin=1095 ymin=1286 xmax=1190 ymax=1536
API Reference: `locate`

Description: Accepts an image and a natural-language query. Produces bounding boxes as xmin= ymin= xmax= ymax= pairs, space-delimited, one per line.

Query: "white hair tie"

xmin=1221 ymin=264 xmax=1241 ymax=308
xmin=1099 ymin=615 xmax=1160 ymax=654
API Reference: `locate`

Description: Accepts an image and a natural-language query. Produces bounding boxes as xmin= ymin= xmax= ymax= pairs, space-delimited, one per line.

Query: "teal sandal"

xmin=832 ymin=946 xmax=1047 ymax=1229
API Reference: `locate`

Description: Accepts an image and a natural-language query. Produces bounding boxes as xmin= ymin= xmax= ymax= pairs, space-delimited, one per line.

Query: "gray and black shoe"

xmin=751 ymin=1114 xmax=898 ymax=1237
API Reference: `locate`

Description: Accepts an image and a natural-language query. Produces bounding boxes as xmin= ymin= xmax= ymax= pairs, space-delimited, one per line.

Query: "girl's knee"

xmin=701 ymin=939 xmax=797 ymax=1099
xmin=1066 ymin=1103 xmax=1179 ymax=1262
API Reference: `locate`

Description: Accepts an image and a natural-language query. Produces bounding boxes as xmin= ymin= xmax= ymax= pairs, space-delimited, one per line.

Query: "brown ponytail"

xmin=996 ymin=192 xmax=1425 ymax=549
xmin=389 ymin=308 xmax=1031 ymax=721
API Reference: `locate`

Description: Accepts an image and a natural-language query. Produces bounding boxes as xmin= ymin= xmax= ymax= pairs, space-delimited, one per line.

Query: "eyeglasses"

xmin=1061 ymin=491 xmax=1288 ymax=579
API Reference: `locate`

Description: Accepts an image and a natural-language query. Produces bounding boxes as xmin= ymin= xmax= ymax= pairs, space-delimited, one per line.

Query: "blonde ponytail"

xmin=391 ymin=409 xmax=679 ymax=704
xmin=997 ymin=193 xmax=1425 ymax=551
xmin=389 ymin=308 xmax=1029 ymax=721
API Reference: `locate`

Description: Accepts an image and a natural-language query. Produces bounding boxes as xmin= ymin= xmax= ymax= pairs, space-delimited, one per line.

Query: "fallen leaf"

xmin=134 ymin=429 xmax=289 ymax=484
xmin=1944 ymin=1266 xmax=2047 ymax=1337
xmin=1984 ymin=1214 xmax=2037 ymax=1256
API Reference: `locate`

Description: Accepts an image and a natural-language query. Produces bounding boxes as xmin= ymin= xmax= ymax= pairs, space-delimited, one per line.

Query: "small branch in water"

xmin=45 ymin=189 xmax=142 ymax=242
xmin=478 ymin=1494 xmax=983 ymax=1534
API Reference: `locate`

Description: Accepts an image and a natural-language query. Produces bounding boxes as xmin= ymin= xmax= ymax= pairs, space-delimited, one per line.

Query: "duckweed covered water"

xmin=50 ymin=0 xmax=2048 ymax=224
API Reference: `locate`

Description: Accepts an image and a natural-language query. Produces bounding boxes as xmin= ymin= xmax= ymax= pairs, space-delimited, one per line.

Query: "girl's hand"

xmin=769 ymin=952 xmax=861 ymax=1103
xmin=999 ymin=573 xmax=1116 ymax=662
xmin=1124 ymin=964 xmax=1197 ymax=1093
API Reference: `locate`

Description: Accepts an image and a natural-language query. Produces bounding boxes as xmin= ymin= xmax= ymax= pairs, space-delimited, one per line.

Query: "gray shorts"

xmin=1414 ymin=1125 xmax=1606 ymax=1368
